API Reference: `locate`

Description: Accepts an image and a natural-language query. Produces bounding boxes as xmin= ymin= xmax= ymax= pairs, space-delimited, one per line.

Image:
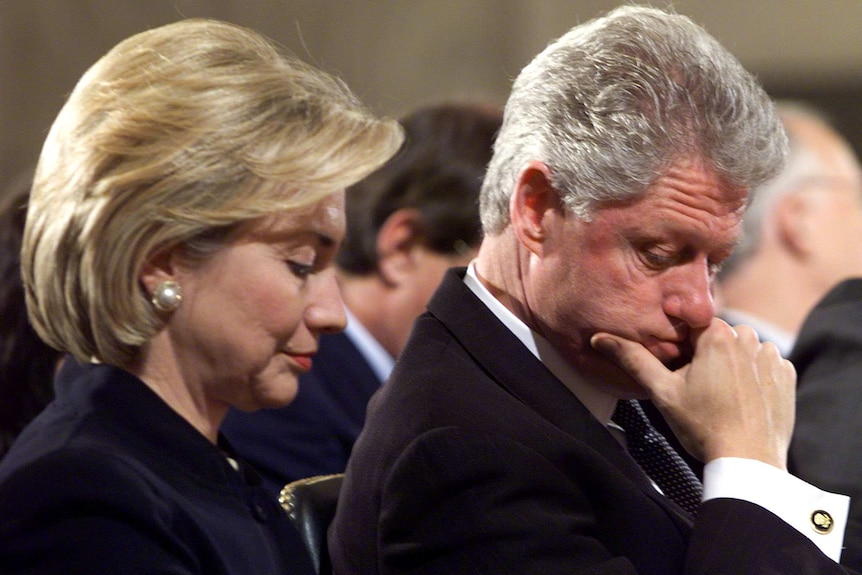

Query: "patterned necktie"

xmin=612 ymin=399 xmax=703 ymax=516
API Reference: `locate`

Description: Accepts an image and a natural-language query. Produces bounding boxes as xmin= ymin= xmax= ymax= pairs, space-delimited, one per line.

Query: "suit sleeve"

xmin=688 ymin=499 xmax=854 ymax=573
xmin=377 ymin=427 xmax=638 ymax=575
xmin=376 ymin=427 xmax=855 ymax=575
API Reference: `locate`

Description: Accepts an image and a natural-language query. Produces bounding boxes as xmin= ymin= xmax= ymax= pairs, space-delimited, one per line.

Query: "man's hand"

xmin=591 ymin=319 xmax=796 ymax=469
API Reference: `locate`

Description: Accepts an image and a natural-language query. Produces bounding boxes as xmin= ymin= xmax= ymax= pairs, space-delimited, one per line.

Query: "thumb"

xmin=590 ymin=332 xmax=672 ymax=396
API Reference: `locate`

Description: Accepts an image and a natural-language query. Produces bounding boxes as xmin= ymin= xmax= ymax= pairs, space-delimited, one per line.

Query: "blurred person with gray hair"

xmin=717 ymin=101 xmax=862 ymax=356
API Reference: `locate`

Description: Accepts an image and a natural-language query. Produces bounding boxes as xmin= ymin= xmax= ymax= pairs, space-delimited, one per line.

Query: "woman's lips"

xmin=288 ymin=354 xmax=314 ymax=372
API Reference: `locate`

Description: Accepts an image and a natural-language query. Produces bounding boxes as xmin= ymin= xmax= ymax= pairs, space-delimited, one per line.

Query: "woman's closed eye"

xmin=287 ymin=260 xmax=315 ymax=278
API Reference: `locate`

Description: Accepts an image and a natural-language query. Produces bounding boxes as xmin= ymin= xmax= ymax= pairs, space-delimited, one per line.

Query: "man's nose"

xmin=662 ymin=260 xmax=716 ymax=329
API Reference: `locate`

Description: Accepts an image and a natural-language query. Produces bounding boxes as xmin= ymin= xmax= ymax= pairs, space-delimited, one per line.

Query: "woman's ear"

xmin=510 ymin=161 xmax=561 ymax=256
xmin=375 ymin=208 xmax=425 ymax=286
xmin=139 ymin=247 xmax=178 ymax=297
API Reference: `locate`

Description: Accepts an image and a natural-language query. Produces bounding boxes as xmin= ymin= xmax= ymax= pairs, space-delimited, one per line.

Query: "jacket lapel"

xmin=427 ymin=268 xmax=694 ymax=529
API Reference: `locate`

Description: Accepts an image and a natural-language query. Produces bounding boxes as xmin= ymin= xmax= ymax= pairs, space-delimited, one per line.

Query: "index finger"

xmin=590 ymin=332 xmax=674 ymax=398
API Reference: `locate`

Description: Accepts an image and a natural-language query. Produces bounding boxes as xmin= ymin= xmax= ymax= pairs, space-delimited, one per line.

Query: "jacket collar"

xmin=427 ymin=267 xmax=694 ymax=526
xmin=53 ymin=360 xmax=257 ymax=487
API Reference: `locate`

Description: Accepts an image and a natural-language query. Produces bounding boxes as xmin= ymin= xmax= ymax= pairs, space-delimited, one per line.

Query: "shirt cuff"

xmin=703 ymin=457 xmax=850 ymax=562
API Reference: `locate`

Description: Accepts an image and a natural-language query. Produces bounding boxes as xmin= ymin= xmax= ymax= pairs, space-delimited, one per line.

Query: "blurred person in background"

xmin=717 ymin=101 xmax=862 ymax=356
xmin=0 ymin=177 xmax=61 ymax=459
xmin=0 ymin=18 xmax=401 ymax=574
xmin=789 ymin=276 xmax=862 ymax=572
xmin=223 ymin=101 xmax=502 ymax=494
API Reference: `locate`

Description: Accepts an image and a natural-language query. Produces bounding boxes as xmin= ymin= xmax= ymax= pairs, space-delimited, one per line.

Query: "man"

xmin=222 ymin=103 xmax=502 ymax=494
xmin=789 ymin=278 xmax=862 ymax=571
xmin=330 ymin=6 xmax=854 ymax=574
xmin=717 ymin=101 xmax=862 ymax=356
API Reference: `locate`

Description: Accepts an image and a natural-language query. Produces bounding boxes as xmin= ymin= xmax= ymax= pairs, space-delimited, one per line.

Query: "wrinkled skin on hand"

xmin=591 ymin=318 xmax=796 ymax=469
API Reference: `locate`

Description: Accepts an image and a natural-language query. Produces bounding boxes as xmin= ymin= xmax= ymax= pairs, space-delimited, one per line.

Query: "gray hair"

xmin=480 ymin=5 xmax=788 ymax=233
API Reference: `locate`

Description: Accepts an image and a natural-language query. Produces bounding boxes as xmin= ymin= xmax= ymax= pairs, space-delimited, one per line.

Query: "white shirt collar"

xmin=343 ymin=306 xmax=395 ymax=383
xmin=719 ymin=308 xmax=796 ymax=358
xmin=464 ymin=263 xmax=617 ymax=425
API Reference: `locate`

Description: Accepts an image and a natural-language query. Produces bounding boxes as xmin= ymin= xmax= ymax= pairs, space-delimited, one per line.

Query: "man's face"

xmin=527 ymin=155 xmax=749 ymax=397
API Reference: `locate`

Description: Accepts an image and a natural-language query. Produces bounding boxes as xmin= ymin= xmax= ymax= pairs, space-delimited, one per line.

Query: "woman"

xmin=0 ymin=18 xmax=401 ymax=574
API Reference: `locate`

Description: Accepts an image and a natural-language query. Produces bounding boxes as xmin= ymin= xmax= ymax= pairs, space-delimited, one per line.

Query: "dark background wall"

xmin=2 ymin=0 xmax=861 ymax=197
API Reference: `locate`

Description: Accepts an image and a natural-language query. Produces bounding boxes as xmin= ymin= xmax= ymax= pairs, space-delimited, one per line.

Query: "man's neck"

xmin=464 ymin=263 xmax=618 ymax=425
xmin=718 ymin=256 xmax=818 ymax=337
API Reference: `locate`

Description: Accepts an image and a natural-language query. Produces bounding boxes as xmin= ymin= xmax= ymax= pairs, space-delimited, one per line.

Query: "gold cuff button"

xmin=811 ymin=510 xmax=834 ymax=534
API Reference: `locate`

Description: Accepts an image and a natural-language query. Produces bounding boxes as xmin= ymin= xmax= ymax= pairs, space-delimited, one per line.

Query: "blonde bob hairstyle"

xmin=22 ymin=18 xmax=403 ymax=369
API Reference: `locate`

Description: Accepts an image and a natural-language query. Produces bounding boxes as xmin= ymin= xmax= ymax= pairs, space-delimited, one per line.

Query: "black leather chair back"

xmin=279 ymin=473 xmax=344 ymax=575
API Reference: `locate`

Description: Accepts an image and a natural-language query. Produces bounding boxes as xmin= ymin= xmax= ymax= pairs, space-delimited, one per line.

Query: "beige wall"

xmin=2 ymin=0 xmax=861 ymax=196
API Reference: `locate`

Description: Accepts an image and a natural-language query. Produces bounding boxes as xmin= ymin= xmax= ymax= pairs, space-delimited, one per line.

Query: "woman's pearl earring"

xmin=151 ymin=280 xmax=183 ymax=313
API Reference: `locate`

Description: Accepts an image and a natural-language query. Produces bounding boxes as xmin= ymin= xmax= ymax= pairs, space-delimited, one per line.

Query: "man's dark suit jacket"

xmin=223 ymin=331 xmax=381 ymax=495
xmin=0 ymin=361 xmax=314 ymax=575
xmin=330 ymin=267 xmax=850 ymax=575
xmin=790 ymin=277 xmax=862 ymax=571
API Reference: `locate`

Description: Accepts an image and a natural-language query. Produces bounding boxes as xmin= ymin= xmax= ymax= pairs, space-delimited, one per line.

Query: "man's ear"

xmin=510 ymin=161 xmax=560 ymax=256
xmin=774 ymin=192 xmax=812 ymax=258
xmin=376 ymin=208 xmax=425 ymax=286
